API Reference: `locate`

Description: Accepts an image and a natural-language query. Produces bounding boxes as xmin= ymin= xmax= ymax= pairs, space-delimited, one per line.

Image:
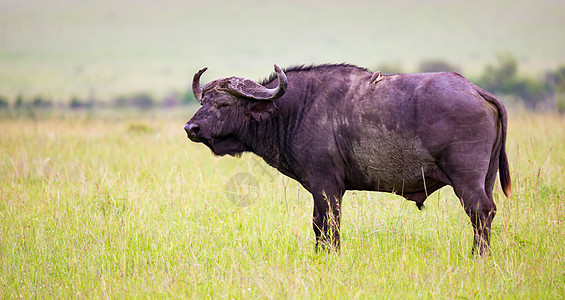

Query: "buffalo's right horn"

xmin=192 ymin=67 xmax=208 ymax=104
xmin=221 ymin=64 xmax=287 ymax=101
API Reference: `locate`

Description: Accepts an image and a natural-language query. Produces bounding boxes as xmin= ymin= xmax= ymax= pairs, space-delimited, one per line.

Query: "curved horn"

xmin=222 ymin=64 xmax=287 ymax=101
xmin=192 ymin=67 xmax=208 ymax=104
xmin=267 ymin=64 xmax=288 ymax=100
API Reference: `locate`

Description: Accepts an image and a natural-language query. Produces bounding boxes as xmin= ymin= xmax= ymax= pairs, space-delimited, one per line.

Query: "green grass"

xmin=1 ymin=0 xmax=565 ymax=100
xmin=1 ymin=110 xmax=564 ymax=298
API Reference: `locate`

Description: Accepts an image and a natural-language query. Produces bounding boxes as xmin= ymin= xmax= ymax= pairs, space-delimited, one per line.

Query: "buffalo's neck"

xmin=244 ymin=102 xmax=301 ymax=180
xmin=247 ymin=117 xmax=281 ymax=164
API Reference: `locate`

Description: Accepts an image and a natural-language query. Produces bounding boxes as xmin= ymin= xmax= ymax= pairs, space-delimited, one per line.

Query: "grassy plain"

xmin=2 ymin=0 xmax=564 ymax=297
xmin=0 ymin=109 xmax=564 ymax=298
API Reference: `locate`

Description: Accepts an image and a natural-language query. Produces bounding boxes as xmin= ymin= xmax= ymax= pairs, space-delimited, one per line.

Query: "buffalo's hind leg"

xmin=439 ymin=151 xmax=497 ymax=255
xmin=450 ymin=177 xmax=497 ymax=256
xmin=436 ymin=116 xmax=498 ymax=255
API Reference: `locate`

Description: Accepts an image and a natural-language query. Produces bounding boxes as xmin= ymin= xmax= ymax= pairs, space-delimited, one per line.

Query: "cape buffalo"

xmin=184 ymin=63 xmax=511 ymax=255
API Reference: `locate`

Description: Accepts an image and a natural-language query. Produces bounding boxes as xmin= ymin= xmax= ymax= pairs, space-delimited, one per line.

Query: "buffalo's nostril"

xmin=184 ymin=123 xmax=200 ymax=136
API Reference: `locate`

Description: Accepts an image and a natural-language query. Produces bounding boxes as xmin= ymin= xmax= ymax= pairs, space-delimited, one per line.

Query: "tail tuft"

xmin=499 ymin=137 xmax=512 ymax=198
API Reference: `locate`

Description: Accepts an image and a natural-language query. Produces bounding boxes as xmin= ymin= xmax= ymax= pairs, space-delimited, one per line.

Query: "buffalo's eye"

xmin=217 ymin=103 xmax=230 ymax=109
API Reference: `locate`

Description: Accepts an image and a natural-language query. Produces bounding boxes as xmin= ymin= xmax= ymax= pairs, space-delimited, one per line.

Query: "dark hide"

xmin=185 ymin=64 xmax=511 ymax=255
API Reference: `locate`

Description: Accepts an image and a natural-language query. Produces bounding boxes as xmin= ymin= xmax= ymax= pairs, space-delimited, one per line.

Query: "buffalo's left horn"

xmin=192 ymin=67 xmax=208 ymax=104
xmin=265 ymin=64 xmax=288 ymax=100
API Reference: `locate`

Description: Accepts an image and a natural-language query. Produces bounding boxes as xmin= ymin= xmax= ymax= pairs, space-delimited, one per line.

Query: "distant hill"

xmin=1 ymin=0 xmax=564 ymax=100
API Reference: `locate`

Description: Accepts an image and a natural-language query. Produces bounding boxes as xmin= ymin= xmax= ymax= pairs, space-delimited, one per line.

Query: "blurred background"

xmin=1 ymin=0 xmax=564 ymax=111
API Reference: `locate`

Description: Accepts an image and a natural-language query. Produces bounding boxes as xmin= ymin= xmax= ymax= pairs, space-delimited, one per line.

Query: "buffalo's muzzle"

xmin=184 ymin=122 xmax=201 ymax=141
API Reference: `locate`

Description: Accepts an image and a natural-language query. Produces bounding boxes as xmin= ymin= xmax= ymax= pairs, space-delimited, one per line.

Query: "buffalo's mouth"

xmin=184 ymin=122 xmax=247 ymax=156
xmin=187 ymin=133 xmax=205 ymax=143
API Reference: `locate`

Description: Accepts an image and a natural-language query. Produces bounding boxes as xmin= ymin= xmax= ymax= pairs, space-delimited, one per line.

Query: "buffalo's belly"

xmin=345 ymin=132 xmax=437 ymax=193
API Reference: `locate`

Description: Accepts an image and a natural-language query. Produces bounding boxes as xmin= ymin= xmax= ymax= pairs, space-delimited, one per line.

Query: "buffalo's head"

xmin=184 ymin=64 xmax=287 ymax=156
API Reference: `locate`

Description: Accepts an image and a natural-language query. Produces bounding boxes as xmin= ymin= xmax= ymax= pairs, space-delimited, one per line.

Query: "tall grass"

xmin=1 ymin=112 xmax=563 ymax=298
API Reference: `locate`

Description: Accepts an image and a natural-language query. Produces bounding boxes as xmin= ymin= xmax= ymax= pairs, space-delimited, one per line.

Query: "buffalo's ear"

xmin=247 ymin=101 xmax=279 ymax=122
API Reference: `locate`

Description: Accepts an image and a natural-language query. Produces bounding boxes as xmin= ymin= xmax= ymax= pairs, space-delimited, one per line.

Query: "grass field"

xmin=1 ymin=109 xmax=564 ymax=298
xmin=1 ymin=0 xmax=565 ymax=297
xmin=1 ymin=0 xmax=565 ymax=100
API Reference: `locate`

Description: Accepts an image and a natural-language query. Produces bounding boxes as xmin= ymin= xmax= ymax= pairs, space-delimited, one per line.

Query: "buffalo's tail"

xmin=475 ymin=86 xmax=512 ymax=198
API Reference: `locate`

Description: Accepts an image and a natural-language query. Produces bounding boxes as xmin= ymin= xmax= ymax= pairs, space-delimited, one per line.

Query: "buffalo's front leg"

xmin=311 ymin=189 xmax=344 ymax=251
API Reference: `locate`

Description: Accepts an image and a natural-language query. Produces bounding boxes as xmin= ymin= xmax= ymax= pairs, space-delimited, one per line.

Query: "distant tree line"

xmin=474 ymin=53 xmax=561 ymax=111
xmin=0 ymin=92 xmax=197 ymax=112
xmin=1 ymin=53 xmax=565 ymax=113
